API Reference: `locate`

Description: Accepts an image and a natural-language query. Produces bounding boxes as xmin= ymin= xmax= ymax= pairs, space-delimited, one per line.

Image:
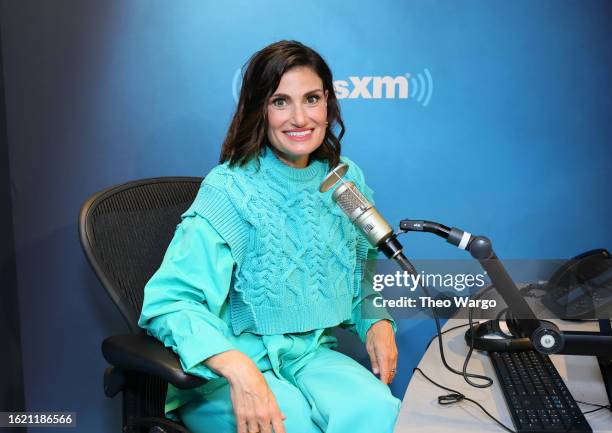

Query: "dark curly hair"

xmin=220 ymin=40 xmax=344 ymax=169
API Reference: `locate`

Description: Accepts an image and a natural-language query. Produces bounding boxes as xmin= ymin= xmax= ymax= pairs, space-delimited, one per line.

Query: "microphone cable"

xmin=418 ymin=277 xmax=495 ymax=388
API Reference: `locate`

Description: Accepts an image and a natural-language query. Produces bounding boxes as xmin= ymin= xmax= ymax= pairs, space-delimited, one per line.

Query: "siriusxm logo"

xmin=333 ymin=76 xmax=409 ymax=99
xmin=334 ymin=70 xmax=433 ymax=106
xmin=232 ymin=68 xmax=433 ymax=107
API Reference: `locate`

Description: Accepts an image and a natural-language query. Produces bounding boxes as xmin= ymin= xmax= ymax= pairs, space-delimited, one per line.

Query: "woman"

xmin=138 ymin=40 xmax=400 ymax=433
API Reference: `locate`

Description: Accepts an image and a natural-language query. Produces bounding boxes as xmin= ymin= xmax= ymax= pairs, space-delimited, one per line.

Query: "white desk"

xmin=394 ymin=319 xmax=612 ymax=432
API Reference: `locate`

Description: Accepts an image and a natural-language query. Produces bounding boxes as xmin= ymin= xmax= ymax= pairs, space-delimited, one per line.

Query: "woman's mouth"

xmin=284 ymin=128 xmax=314 ymax=141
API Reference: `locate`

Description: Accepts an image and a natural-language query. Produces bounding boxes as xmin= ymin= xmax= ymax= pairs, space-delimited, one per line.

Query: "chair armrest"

xmin=102 ymin=334 xmax=206 ymax=390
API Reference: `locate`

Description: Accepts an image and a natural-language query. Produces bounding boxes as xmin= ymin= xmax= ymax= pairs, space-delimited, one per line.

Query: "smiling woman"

xmin=265 ymin=67 xmax=329 ymax=168
xmin=138 ymin=40 xmax=400 ymax=433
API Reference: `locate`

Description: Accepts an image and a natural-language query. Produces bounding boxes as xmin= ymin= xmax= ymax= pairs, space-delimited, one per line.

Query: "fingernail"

xmin=373 ymin=367 xmax=379 ymax=374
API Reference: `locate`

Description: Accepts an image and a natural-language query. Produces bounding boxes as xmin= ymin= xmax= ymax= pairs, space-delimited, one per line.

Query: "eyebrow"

xmin=270 ymin=89 xmax=324 ymax=98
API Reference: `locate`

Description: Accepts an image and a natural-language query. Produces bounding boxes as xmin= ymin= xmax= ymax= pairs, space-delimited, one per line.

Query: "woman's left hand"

xmin=365 ymin=319 xmax=398 ymax=385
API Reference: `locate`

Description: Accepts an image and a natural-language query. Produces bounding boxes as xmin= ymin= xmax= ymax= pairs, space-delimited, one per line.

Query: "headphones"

xmin=465 ymin=318 xmax=531 ymax=352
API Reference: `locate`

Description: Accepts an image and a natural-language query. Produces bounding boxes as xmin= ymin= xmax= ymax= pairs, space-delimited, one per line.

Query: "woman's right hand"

xmin=205 ymin=350 xmax=286 ymax=433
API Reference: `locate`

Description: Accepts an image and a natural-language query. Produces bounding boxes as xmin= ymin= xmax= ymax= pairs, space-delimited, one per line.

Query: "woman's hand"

xmin=365 ymin=320 xmax=398 ymax=385
xmin=205 ymin=350 xmax=286 ymax=433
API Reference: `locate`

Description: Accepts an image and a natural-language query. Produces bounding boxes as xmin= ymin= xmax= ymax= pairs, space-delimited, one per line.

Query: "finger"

xmin=256 ymin=399 xmax=273 ymax=433
xmin=377 ymin=353 xmax=391 ymax=384
xmin=259 ymin=419 xmax=273 ymax=433
xmin=389 ymin=364 xmax=397 ymax=384
xmin=272 ymin=417 xmax=286 ymax=433
xmin=236 ymin=417 xmax=248 ymax=433
xmin=268 ymin=392 xmax=286 ymax=432
xmin=271 ymin=414 xmax=286 ymax=433
xmin=368 ymin=348 xmax=380 ymax=375
xmin=247 ymin=416 xmax=259 ymax=433
xmin=245 ymin=398 xmax=259 ymax=433
xmin=230 ymin=392 xmax=248 ymax=433
xmin=390 ymin=347 xmax=399 ymax=383
xmin=257 ymin=408 xmax=273 ymax=433
xmin=390 ymin=348 xmax=398 ymax=369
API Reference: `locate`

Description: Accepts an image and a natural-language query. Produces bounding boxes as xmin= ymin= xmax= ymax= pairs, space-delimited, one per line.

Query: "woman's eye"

xmin=306 ymin=95 xmax=320 ymax=104
xmin=271 ymin=98 xmax=287 ymax=108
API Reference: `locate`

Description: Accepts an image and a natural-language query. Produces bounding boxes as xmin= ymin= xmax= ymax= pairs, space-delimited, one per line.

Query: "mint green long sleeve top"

xmin=138 ymin=207 xmax=395 ymax=419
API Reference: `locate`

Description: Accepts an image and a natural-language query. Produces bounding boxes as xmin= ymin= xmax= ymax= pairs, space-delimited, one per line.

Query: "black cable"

xmin=560 ymin=401 xmax=611 ymax=433
xmin=425 ymin=321 xmax=478 ymax=350
xmin=462 ymin=301 xmax=486 ymax=387
xmin=576 ymin=400 xmax=612 ymax=408
xmin=424 ymin=283 xmax=495 ymax=388
xmin=413 ymin=367 xmax=516 ymax=433
xmin=396 ymin=232 xmax=495 ymax=388
xmin=576 ymin=399 xmax=612 ymax=411
xmin=424 ymin=313 xmax=490 ymax=388
xmin=581 ymin=406 xmax=609 ymax=415
xmin=560 ymin=395 xmax=612 ymax=433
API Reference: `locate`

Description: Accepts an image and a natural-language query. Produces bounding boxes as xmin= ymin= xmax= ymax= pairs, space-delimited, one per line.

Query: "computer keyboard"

xmin=489 ymin=350 xmax=592 ymax=433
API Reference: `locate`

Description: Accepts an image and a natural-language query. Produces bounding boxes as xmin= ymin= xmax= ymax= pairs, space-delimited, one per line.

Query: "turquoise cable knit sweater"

xmin=182 ymin=148 xmax=381 ymax=335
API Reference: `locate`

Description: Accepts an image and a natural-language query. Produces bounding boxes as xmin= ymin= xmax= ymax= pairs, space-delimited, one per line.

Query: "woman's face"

xmin=266 ymin=66 xmax=328 ymax=168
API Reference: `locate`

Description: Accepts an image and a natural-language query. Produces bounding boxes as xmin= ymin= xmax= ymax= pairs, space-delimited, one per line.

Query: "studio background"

xmin=1 ymin=1 xmax=611 ymax=432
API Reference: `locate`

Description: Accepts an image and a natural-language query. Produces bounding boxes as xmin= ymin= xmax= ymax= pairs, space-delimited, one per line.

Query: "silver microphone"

xmin=319 ymin=163 xmax=393 ymax=248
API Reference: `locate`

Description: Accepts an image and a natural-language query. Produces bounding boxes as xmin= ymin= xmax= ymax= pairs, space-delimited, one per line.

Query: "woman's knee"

xmin=336 ymin=389 xmax=400 ymax=432
xmin=266 ymin=373 xmax=321 ymax=433
xmin=344 ymin=379 xmax=400 ymax=416
xmin=296 ymin=348 xmax=401 ymax=427
xmin=364 ymin=390 xmax=401 ymax=421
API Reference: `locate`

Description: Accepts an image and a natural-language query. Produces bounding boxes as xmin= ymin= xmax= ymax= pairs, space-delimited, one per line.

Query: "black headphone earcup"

xmin=466 ymin=320 xmax=534 ymax=352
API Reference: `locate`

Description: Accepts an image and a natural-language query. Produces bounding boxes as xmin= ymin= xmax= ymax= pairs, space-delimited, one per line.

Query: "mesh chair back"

xmin=79 ymin=177 xmax=202 ymax=333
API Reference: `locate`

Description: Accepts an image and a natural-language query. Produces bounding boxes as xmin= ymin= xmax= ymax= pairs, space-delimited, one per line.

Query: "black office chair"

xmin=79 ymin=177 xmax=207 ymax=433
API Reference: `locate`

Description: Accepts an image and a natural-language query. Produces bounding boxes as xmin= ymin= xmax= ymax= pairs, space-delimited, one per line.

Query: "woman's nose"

xmin=291 ymin=104 xmax=307 ymax=127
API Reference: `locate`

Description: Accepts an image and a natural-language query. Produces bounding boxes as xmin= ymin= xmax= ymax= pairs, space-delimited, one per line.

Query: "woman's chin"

xmin=271 ymin=142 xmax=323 ymax=167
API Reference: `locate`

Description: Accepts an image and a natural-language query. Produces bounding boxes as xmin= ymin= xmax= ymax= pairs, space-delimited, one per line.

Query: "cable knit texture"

xmin=183 ymin=148 xmax=377 ymax=336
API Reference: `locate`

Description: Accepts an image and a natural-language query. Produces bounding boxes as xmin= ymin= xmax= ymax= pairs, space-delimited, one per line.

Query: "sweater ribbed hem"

xmin=230 ymin=292 xmax=354 ymax=336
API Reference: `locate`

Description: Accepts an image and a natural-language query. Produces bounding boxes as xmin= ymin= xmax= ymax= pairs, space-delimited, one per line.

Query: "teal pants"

xmin=177 ymin=346 xmax=401 ymax=433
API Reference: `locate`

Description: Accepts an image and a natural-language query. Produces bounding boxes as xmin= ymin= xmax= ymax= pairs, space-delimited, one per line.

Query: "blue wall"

xmin=1 ymin=1 xmax=611 ymax=432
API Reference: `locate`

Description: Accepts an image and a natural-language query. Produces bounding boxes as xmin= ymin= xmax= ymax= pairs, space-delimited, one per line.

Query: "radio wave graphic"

xmin=408 ymin=68 xmax=434 ymax=107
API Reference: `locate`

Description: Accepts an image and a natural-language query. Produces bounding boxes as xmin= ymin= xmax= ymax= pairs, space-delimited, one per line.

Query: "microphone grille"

xmin=334 ymin=182 xmax=371 ymax=220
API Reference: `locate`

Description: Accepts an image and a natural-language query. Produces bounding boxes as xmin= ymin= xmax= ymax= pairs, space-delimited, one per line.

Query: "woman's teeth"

xmin=285 ymin=130 xmax=312 ymax=137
